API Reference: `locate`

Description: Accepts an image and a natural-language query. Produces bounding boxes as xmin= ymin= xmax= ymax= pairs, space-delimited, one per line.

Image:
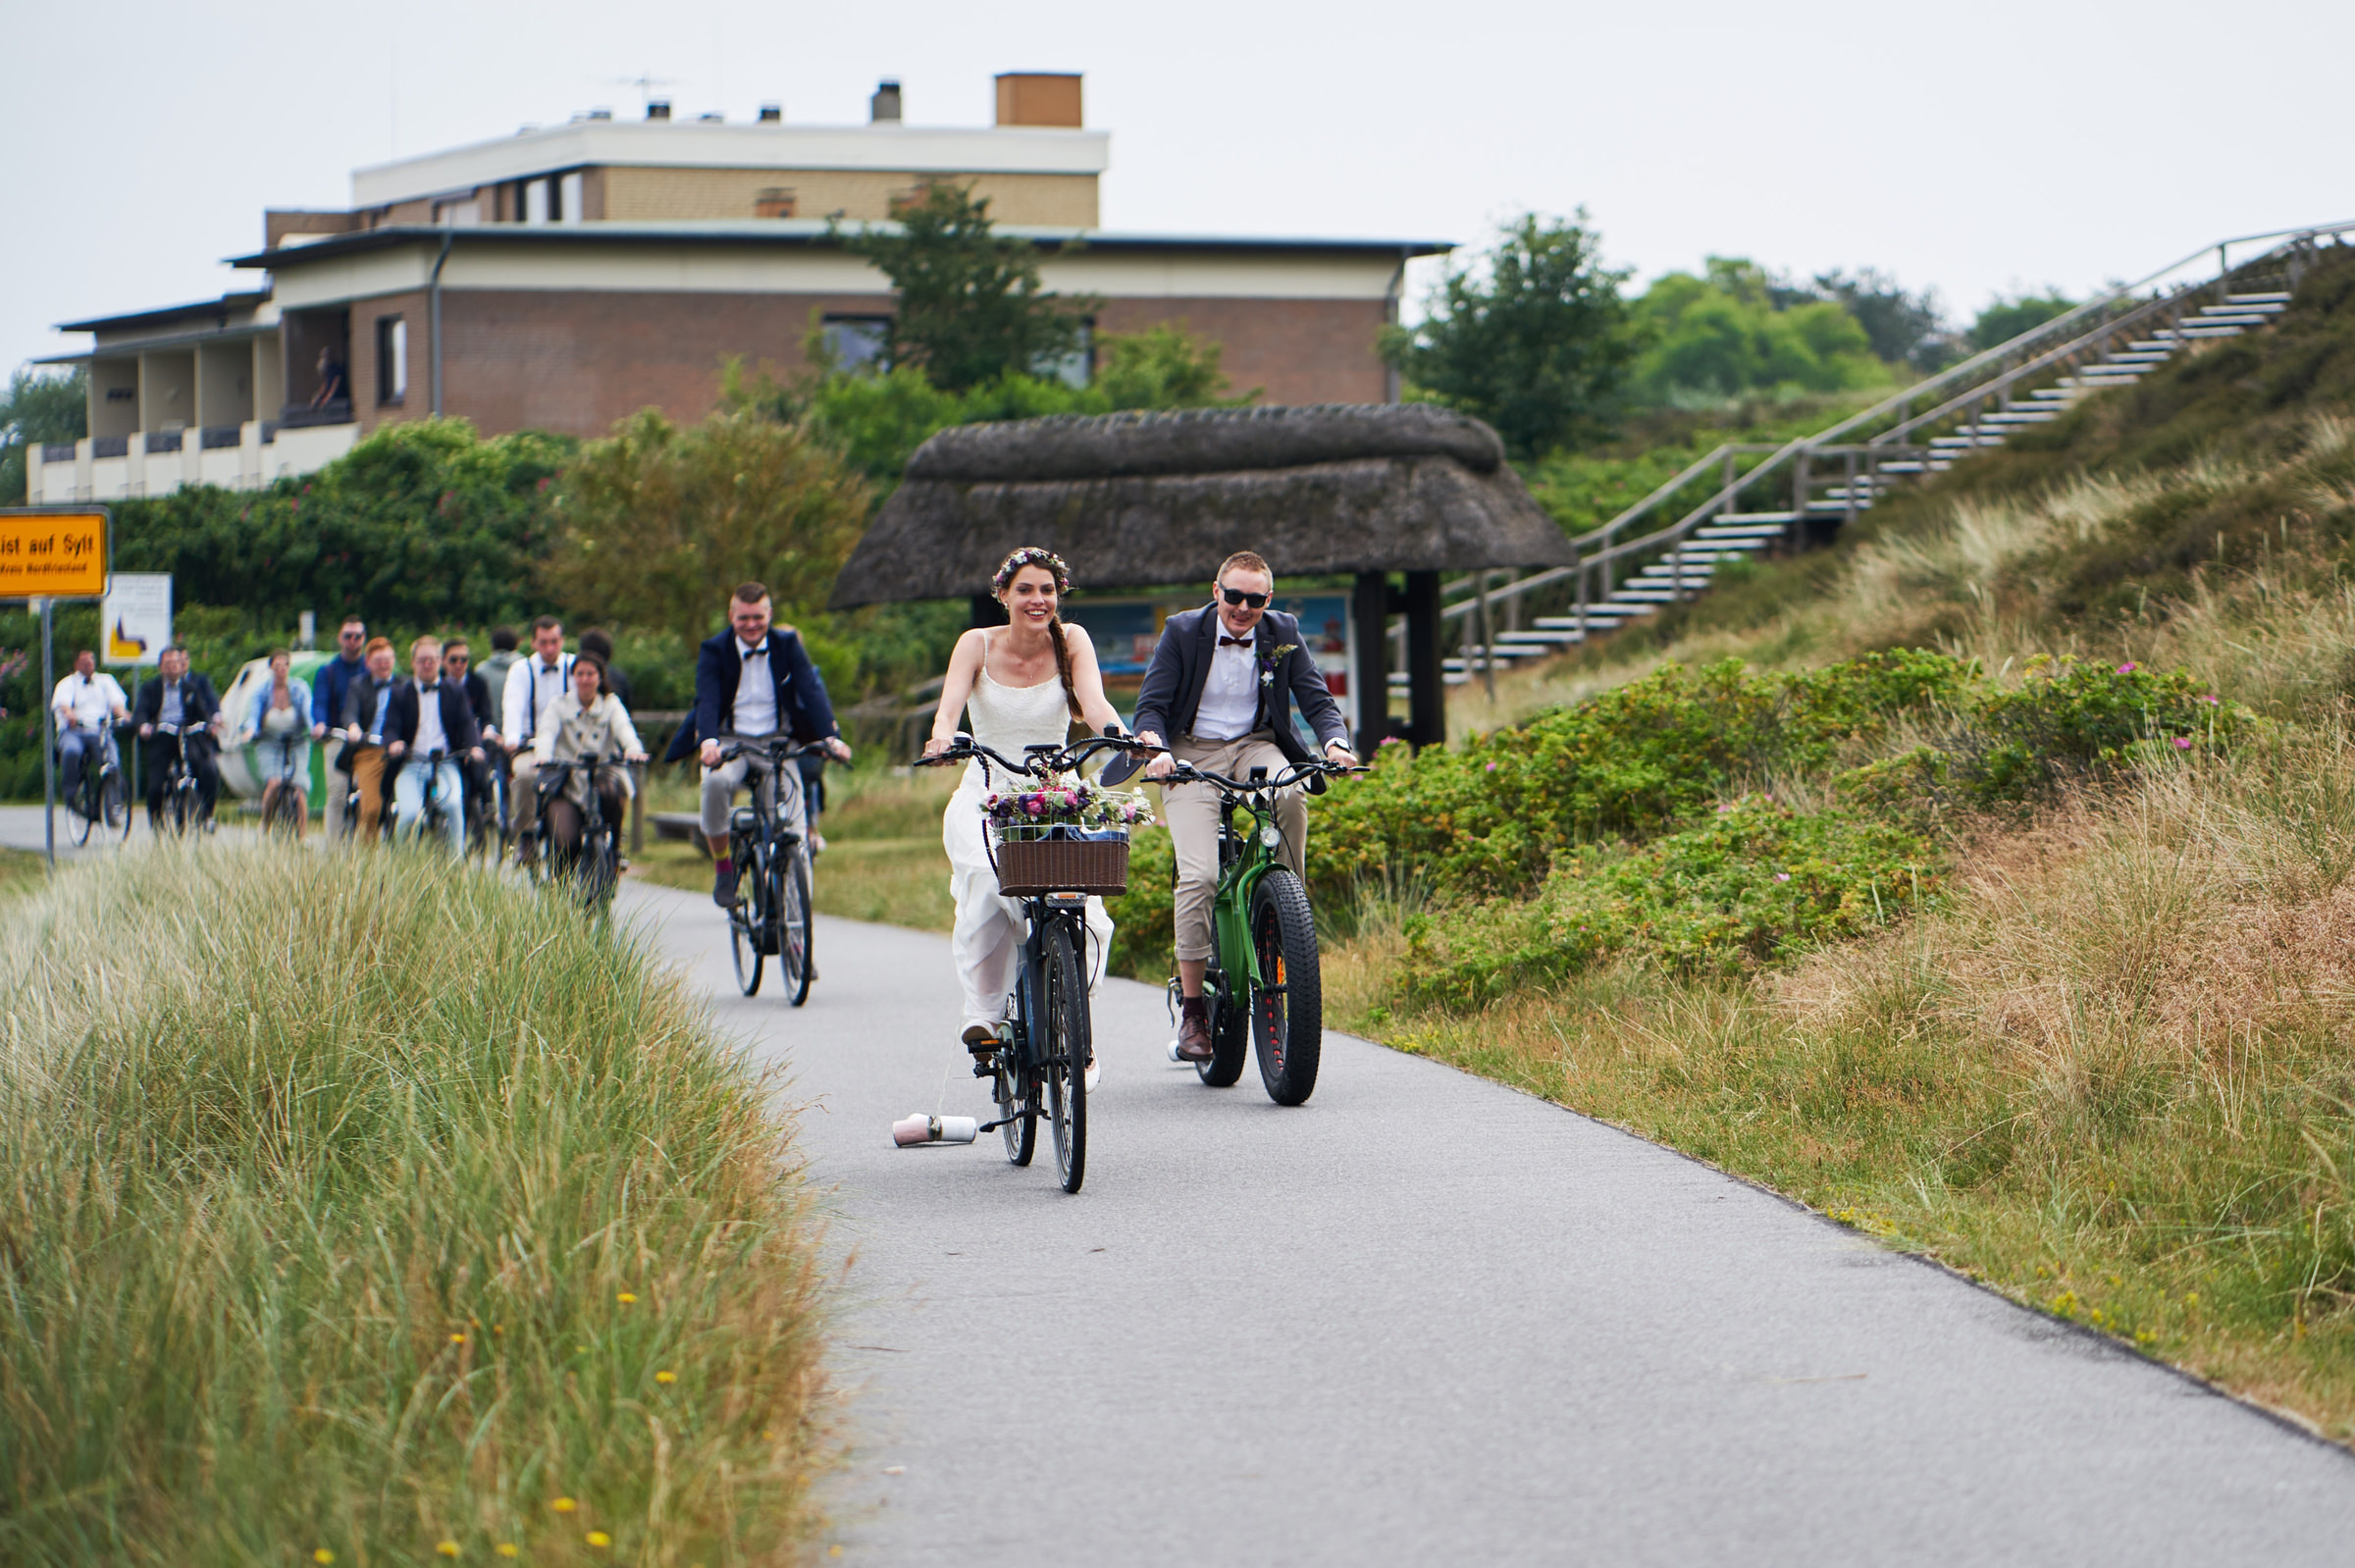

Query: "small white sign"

xmin=103 ymin=573 xmax=171 ymax=664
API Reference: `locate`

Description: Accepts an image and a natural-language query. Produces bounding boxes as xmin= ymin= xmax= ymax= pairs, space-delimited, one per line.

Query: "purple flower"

xmin=2117 ymin=661 xmax=2138 ymax=674
xmin=2200 ymin=694 xmax=2221 ymax=704
xmin=2172 ymin=736 xmax=2193 ymax=750
xmin=1774 ymin=872 xmax=1791 ymax=883
xmin=1485 ymin=761 xmax=1499 ymax=772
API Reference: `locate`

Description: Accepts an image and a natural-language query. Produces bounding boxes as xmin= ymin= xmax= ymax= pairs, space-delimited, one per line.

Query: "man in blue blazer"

xmin=666 ymin=581 xmax=853 ymax=905
xmin=1134 ymin=549 xmax=1357 ymax=1062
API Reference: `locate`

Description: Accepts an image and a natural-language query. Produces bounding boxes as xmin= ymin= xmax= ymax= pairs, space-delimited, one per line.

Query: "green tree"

xmin=0 ymin=366 xmax=87 ymax=503
xmin=1380 ymin=213 xmax=1636 ymax=460
xmin=1630 ymin=257 xmax=1887 ymax=403
xmin=550 ymin=408 xmax=870 ymax=653
xmin=838 ymin=183 xmax=1095 ymax=392
xmin=1808 ymin=268 xmax=1955 ymax=370
xmin=1094 ymin=323 xmax=1257 ymax=409
xmin=1970 ymin=290 xmax=2077 ymax=351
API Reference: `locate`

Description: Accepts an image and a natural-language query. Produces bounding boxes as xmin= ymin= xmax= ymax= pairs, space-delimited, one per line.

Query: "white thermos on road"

xmin=892 ymin=1113 xmax=980 ymax=1147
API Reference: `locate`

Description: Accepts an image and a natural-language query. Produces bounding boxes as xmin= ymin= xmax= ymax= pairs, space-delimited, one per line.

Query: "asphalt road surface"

xmin=553 ymin=886 xmax=2355 ymax=1557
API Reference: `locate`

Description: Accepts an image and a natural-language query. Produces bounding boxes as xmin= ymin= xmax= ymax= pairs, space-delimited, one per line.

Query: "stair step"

xmin=1494 ymin=629 xmax=1585 ymax=646
xmin=1696 ymin=523 xmax=1792 ymax=539
xmin=2028 ymin=388 xmax=2078 ymax=399
xmin=2199 ymin=304 xmax=2279 ymax=319
xmin=2103 ymin=351 xmax=2172 ymax=363
xmin=1980 ymin=411 xmax=2060 ymax=423
xmin=2227 ymin=291 xmax=2291 ymax=304
xmin=2125 ymin=340 xmax=2179 ymax=352
xmin=1876 ymin=460 xmax=1929 ymax=473
xmin=1713 ymin=511 xmax=1800 ymax=525
xmin=1610 ymin=589 xmax=1689 ymax=602
xmin=2173 ymin=324 xmax=2245 ymax=338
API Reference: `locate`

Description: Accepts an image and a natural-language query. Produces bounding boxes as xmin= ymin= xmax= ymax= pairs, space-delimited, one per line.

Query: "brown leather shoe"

xmin=1174 ymin=1004 xmax=1214 ymax=1063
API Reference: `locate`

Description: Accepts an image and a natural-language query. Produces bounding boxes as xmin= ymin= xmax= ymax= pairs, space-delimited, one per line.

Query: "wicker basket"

xmin=990 ymin=823 xmax=1131 ymax=897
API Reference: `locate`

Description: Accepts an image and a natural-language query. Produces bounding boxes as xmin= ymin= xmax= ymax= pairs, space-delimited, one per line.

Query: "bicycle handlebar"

xmin=1166 ymin=758 xmax=1365 ymax=794
xmin=711 ymin=733 xmax=818 ymax=764
xmin=915 ymin=729 xmax=1156 ymax=780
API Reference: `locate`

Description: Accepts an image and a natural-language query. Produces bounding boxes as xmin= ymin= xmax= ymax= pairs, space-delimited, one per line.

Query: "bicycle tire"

xmin=1042 ymin=917 xmax=1088 ymax=1193
xmin=1249 ymin=869 xmax=1323 ymax=1107
xmin=103 ymin=770 xmax=131 ymax=839
xmin=69 ymin=782 xmax=94 ymax=846
xmin=731 ymin=843 xmax=765 ymax=996
xmin=777 ymin=849 xmax=812 ymax=1007
xmin=998 ymin=1050 xmax=1037 ymax=1167
xmin=166 ymin=780 xmax=194 ymax=837
xmin=1196 ymin=969 xmax=1249 ymax=1088
xmin=579 ymin=825 xmax=618 ymax=911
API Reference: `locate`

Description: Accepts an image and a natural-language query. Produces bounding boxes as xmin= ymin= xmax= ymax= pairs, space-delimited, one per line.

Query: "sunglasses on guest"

xmin=1218 ymin=585 xmax=1270 ymax=609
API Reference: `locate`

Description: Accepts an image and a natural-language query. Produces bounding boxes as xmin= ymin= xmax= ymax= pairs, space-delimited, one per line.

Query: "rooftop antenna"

xmin=606 ymin=74 xmax=677 ymax=112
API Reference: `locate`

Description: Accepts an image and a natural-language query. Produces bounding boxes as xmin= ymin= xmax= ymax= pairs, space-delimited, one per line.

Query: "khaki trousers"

xmin=349 ymin=748 xmax=389 ymax=841
xmin=1164 ymin=731 xmax=1307 ymax=964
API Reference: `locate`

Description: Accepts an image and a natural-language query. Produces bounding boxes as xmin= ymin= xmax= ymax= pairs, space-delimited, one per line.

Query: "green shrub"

xmin=1958 ymin=654 xmax=2244 ymax=803
xmin=1400 ymin=796 xmax=1941 ymax=1007
xmin=1107 ymin=825 xmax=1176 ymax=980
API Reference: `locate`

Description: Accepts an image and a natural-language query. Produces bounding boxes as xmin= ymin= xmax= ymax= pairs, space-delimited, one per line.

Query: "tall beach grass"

xmin=0 ymin=844 xmax=832 ymax=1564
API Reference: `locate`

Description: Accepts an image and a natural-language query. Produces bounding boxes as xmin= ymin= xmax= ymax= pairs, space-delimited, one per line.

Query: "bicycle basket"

xmin=989 ymin=822 xmax=1130 ymax=897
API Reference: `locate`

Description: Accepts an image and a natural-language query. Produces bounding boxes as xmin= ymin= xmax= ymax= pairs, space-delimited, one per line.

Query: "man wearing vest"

xmin=502 ymin=616 xmax=573 ymax=864
xmin=666 ymin=581 xmax=851 ymax=907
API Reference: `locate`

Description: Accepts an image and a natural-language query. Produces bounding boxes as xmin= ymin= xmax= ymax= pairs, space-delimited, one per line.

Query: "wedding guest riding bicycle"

xmin=384 ymin=635 xmax=484 ymax=854
xmin=133 ymin=645 xmax=224 ymax=832
xmin=667 ymin=581 xmax=851 ymax=909
xmin=1135 ymin=549 xmax=1357 ymax=1064
xmin=532 ymin=652 xmax=647 ymax=868
xmin=51 ymin=648 xmax=130 ymax=820
xmin=240 ymin=649 xmax=312 ymax=836
xmin=338 ymin=638 xmax=402 ymax=841
xmin=502 ymin=617 xmax=576 ymax=867
xmin=311 ymin=615 xmax=370 ymax=839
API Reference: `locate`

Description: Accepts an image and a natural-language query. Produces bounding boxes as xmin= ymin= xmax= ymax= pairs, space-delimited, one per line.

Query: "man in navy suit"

xmin=667 ymin=581 xmax=852 ymax=906
xmin=383 ymin=635 xmax=486 ymax=854
xmin=1134 ymin=549 xmax=1357 ymax=1062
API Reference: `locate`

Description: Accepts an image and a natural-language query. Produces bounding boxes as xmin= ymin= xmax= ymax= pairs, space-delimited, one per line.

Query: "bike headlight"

xmin=1260 ymin=824 xmax=1283 ymax=851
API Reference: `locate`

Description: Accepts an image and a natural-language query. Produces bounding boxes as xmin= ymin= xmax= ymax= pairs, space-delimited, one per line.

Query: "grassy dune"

xmin=0 ymin=845 xmax=833 ymax=1564
xmin=1328 ymin=247 xmax=2355 ymax=1438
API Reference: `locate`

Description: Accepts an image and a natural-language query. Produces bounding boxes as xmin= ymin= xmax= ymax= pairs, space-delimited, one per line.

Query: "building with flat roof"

xmin=29 ymin=73 xmax=1450 ymax=504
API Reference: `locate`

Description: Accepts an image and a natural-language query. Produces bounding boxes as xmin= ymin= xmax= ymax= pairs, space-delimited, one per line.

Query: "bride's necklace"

xmin=993 ymin=625 xmax=1057 ymax=684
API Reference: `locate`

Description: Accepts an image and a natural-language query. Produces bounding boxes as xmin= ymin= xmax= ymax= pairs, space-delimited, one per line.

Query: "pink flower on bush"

xmin=2172 ymin=736 xmax=2193 ymax=750
xmin=1485 ymin=761 xmax=1498 ymax=772
xmin=2200 ymin=694 xmax=2221 ymax=704
xmin=2117 ymin=662 xmax=2138 ymax=674
xmin=1774 ymin=872 xmax=1791 ymax=883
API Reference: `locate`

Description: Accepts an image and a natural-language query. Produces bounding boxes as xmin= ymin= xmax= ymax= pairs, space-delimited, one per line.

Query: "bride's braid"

xmin=993 ymin=546 xmax=1083 ymax=721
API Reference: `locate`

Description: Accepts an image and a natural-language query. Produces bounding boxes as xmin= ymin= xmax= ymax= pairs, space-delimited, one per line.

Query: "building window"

xmin=524 ymin=179 xmax=550 ymax=225
xmin=1034 ymin=319 xmax=1094 ymax=389
xmin=755 ymin=187 xmax=797 ymax=219
xmin=377 ymin=317 xmax=408 ymax=406
xmin=434 ymin=197 xmax=481 ymax=227
xmin=557 ymin=171 xmax=583 ymax=224
xmin=819 ymin=315 xmax=891 ymax=375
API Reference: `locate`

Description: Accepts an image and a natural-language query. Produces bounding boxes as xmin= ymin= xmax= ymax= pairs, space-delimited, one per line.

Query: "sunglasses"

xmin=1218 ymin=586 xmax=1270 ymax=609
xmin=340 ymin=631 xmax=365 ymax=641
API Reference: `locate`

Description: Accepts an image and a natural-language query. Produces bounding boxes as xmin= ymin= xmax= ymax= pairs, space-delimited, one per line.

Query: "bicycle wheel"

xmin=69 ymin=781 xmax=94 ymax=846
xmin=997 ymin=1049 xmax=1037 ymax=1167
xmin=1196 ymin=969 xmax=1249 ymax=1088
xmin=166 ymin=781 xmax=194 ymax=837
xmin=1249 ymin=869 xmax=1323 ymax=1107
xmin=1042 ymin=917 xmax=1089 ymax=1193
xmin=579 ymin=826 xmax=618 ymax=911
xmin=776 ymin=848 xmax=812 ymax=1007
xmin=103 ymin=770 xmax=131 ymax=840
xmin=730 ymin=847 xmax=765 ymax=996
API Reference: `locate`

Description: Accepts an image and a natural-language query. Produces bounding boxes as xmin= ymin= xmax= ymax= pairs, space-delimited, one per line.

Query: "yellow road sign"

xmin=0 ymin=509 xmax=108 ymax=600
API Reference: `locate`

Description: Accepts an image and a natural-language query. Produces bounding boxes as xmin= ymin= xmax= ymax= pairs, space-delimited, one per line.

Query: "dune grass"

xmin=0 ymin=844 xmax=834 ymax=1565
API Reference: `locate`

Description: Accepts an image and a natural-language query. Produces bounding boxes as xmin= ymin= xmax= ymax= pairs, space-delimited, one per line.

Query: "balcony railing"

xmin=277 ymin=399 xmax=353 ymax=430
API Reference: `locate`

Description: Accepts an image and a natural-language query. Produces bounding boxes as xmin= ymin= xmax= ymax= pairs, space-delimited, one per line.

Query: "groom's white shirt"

xmin=1193 ymin=638 xmax=1259 ymax=741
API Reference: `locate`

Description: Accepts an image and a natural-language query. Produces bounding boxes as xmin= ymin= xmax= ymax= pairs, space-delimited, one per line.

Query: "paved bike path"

xmin=616 ymin=880 xmax=2355 ymax=1565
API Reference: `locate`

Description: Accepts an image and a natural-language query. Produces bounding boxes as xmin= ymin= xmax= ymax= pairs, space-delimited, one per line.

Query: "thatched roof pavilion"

xmin=829 ymin=403 xmax=1570 ymax=607
xmin=830 ymin=403 xmax=1568 ymax=748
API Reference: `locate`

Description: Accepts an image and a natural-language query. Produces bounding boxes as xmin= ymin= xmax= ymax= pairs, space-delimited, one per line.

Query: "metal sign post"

xmin=38 ymin=599 xmax=53 ymax=868
xmin=0 ymin=507 xmax=114 ymax=872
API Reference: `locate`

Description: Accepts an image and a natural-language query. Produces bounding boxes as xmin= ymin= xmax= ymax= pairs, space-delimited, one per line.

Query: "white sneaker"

xmin=1083 ymin=1049 xmax=1101 ymax=1093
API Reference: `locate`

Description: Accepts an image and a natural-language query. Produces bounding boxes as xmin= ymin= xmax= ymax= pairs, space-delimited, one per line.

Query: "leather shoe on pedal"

xmin=1174 ymin=1007 xmax=1214 ymax=1063
xmin=962 ymin=1021 xmax=1000 ymax=1055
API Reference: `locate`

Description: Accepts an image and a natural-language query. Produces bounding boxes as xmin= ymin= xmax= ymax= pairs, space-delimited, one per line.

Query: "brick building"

xmin=30 ymin=73 xmax=1449 ymax=503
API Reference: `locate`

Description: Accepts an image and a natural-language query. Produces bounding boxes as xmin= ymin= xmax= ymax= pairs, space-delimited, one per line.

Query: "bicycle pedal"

xmin=971 ymin=1057 xmax=998 ymax=1078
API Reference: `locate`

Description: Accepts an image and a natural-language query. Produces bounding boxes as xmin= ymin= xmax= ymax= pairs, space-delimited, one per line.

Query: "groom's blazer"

xmin=1132 ymin=603 xmax=1349 ymax=770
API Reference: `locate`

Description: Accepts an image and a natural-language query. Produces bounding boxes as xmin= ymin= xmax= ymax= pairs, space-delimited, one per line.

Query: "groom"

xmin=1136 ymin=549 xmax=1358 ymax=1062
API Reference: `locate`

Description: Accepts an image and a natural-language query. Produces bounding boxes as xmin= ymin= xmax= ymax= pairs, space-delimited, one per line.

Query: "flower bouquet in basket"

xmin=979 ymin=779 xmax=1155 ymax=896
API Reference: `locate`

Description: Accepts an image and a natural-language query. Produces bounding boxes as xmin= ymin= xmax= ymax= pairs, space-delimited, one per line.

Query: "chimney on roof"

xmin=870 ymin=79 xmax=902 ymax=123
xmin=758 ymin=103 xmax=782 ymax=123
xmin=588 ymin=106 xmax=612 ymax=120
xmin=647 ymin=100 xmax=671 ymax=121
xmin=995 ymin=73 xmax=1082 ymax=128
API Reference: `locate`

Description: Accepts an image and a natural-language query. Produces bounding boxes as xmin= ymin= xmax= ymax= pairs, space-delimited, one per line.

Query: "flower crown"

xmin=992 ymin=547 xmax=1073 ymax=595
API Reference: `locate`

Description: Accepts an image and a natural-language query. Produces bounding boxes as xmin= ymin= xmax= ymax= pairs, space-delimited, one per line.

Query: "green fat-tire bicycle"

xmin=1167 ymin=758 xmax=1353 ymax=1107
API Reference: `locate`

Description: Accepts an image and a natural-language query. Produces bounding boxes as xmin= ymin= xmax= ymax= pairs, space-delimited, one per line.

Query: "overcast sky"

xmin=8 ymin=0 xmax=2351 ymax=385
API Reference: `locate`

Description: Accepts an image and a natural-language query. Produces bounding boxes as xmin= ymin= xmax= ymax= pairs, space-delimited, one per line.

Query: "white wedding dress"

xmin=945 ymin=644 xmax=1115 ymax=1031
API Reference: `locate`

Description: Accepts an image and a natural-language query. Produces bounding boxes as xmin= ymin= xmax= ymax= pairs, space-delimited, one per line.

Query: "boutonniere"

xmin=1258 ymin=644 xmax=1297 ymax=689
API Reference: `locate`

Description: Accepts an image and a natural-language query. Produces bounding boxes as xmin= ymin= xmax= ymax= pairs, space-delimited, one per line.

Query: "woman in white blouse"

xmin=531 ymin=654 xmax=648 ymax=858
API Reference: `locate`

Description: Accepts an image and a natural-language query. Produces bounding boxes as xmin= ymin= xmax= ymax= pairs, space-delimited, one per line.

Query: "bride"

xmin=923 ymin=548 xmax=1125 ymax=1077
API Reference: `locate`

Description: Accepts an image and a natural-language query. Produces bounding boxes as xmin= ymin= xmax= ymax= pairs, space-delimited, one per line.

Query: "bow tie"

xmin=1220 ymin=636 xmax=1252 ymax=648
xmin=742 ymin=646 xmax=765 ymax=661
